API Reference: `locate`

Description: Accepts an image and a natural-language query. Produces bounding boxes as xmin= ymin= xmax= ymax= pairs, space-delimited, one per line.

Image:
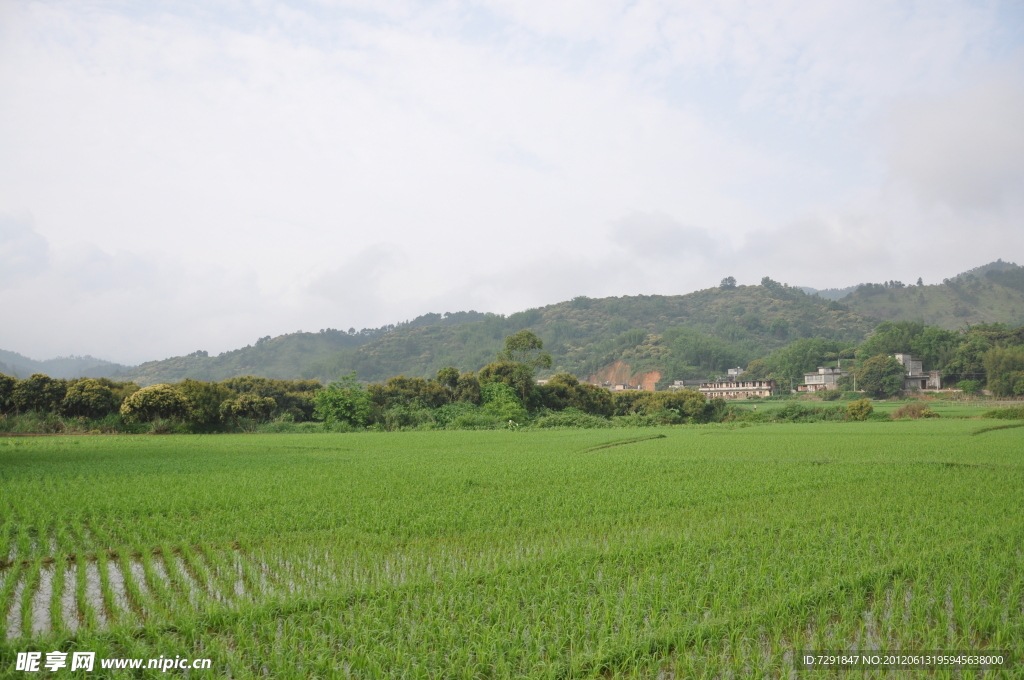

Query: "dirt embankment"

xmin=587 ymin=361 xmax=660 ymax=391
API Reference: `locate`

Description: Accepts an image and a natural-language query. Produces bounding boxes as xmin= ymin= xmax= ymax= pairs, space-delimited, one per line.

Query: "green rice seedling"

xmin=0 ymin=424 xmax=1021 ymax=677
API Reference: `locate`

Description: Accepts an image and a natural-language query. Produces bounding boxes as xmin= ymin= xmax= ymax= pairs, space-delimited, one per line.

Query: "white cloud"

xmin=0 ymin=213 xmax=49 ymax=288
xmin=0 ymin=0 xmax=1021 ymax=363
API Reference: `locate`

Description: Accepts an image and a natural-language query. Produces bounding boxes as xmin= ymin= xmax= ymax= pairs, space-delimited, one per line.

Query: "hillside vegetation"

xmin=301 ymin=280 xmax=875 ymax=384
xmin=119 ymin=312 xmax=487 ymax=386
xmin=0 ymin=349 xmax=132 ymax=380
xmin=838 ymin=260 xmax=1024 ymax=329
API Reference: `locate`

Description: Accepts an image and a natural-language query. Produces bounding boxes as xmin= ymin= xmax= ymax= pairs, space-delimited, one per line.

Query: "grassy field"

xmin=1 ymin=423 xmax=1022 ymax=678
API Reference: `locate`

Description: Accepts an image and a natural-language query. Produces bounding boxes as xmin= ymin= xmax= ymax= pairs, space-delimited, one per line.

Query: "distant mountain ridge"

xmin=3 ymin=260 xmax=1022 ymax=386
xmin=834 ymin=260 xmax=1024 ymax=329
xmin=0 ymin=349 xmax=133 ymax=380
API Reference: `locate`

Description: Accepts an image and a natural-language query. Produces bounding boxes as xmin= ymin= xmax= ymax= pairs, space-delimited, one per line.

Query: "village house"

xmin=669 ymin=379 xmax=705 ymax=391
xmin=893 ymin=353 xmax=942 ymax=391
xmin=698 ymin=379 xmax=776 ymax=399
xmin=798 ymin=366 xmax=847 ymax=392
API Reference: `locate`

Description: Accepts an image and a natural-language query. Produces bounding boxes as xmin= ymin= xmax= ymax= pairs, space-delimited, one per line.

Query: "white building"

xmin=799 ymin=366 xmax=847 ymax=392
xmin=893 ymin=354 xmax=942 ymax=391
xmin=698 ymin=380 xmax=776 ymax=399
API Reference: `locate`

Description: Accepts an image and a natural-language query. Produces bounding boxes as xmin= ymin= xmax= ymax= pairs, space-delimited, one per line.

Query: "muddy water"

xmin=5 ymin=574 xmax=24 ymax=639
xmin=30 ymin=566 xmax=52 ymax=636
xmin=61 ymin=565 xmax=79 ymax=632
xmin=107 ymin=561 xmax=130 ymax=616
xmin=84 ymin=561 xmax=107 ymax=627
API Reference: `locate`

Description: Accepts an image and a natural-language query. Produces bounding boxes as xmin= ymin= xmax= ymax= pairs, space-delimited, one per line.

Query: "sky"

xmin=1 ymin=0 xmax=1023 ymax=364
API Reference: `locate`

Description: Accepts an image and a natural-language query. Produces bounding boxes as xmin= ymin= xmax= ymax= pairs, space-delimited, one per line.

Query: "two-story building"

xmin=698 ymin=379 xmax=776 ymax=399
xmin=799 ymin=366 xmax=847 ymax=392
xmin=893 ymin=353 xmax=942 ymax=391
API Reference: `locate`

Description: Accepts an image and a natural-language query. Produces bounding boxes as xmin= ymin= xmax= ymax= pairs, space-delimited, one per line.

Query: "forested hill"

xmin=10 ymin=261 xmax=1020 ymax=387
xmin=299 ymin=280 xmax=875 ymax=385
xmin=837 ymin=260 xmax=1024 ymax=329
xmin=0 ymin=349 xmax=133 ymax=380
xmin=117 ymin=311 xmax=488 ymax=386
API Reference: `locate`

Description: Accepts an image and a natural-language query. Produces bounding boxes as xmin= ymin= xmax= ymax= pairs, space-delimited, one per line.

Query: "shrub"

xmin=820 ymin=390 xmax=842 ymax=401
xmin=12 ymin=374 xmax=67 ymax=413
xmin=313 ymin=373 xmax=372 ymax=427
xmin=480 ymin=381 xmax=528 ymax=424
xmin=179 ymin=379 xmax=235 ymax=425
xmin=847 ymin=399 xmax=873 ymax=421
xmin=981 ymin=406 xmax=1024 ymax=420
xmin=957 ymin=379 xmax=981 ymax=396
xmin=855 ymin=356 xmax=906 ymax=398
xmin=120 ymin=384 xmax=189 ymax=423
xmin=891 ymin=401 xmax=938 ymax=419
xmin=533 ymin=408 xmax=612 ymax=429
xmin=60 ymin=379 xmax=117 ymax=418
xmin=432 ymin=402 xmax=482 ymax=428
xmin=380 ymin=406 xmax=435 ymax=431
xmin=221 ymin=394 xmax=277 ymax=423
xmin=0 ymin=373 xmax=16 ymax=413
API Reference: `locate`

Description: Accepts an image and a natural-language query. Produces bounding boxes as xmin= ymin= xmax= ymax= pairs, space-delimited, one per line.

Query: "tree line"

xmin=3 ymin=321 xmax=1022 ymax=434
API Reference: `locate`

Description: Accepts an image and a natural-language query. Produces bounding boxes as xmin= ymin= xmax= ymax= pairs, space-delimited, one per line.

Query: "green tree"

xmin=480 ymin=381 xmax=527 ymax=423
xmin=748 ymin=338 xmax=854 ymax=387
xmin=856 ymin=321 xmax=957 ymax=370
xmin=478 ymin=360 xmax=537 ymax=404
xmin=436 ymin=367 xmax=460 ymax=398
xmin=120 ymin=384 xmax=189 ymax=423
xmin=957 ymin=379 xmax=980 ymax=396
xmin=847 ymin=398 xmax=873 ymax=421
xmin=12 ymin=374 xmax=67 ymax=413
xmin=498 ymin=330 xmax=553 ymax=369
xmin=313 ymin=373 xmax=372 ymax=427
xmin=855 ymin=356 xmax=906 ymax=398
xmin=178 ymin=379 xmax=235 ymax=425
xmin=720 ymin=276 xmax=737 ymax=289
xmin=942 ymin=336 xmax=991 ymax=385
xmin=60 ymin=379 xmax=117 ymax=418
xmin=536 ymin=373 xmax=614 ymax=417
xmin=455 ymin=371 xmax=481 ymax=404
xmin=220 ymin=394 xmax=277 ymax=423
xmin=0 ymin=373 xmax=16 ymax=413
xmin=982 ymin=345 xmax=1024 ymax=397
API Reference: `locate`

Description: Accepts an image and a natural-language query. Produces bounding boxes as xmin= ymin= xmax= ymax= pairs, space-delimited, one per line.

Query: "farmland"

xmin=1 ymin=423 xmax=1022 ymax=678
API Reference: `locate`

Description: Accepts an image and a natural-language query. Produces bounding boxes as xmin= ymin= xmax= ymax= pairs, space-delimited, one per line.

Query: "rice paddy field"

xmin=1 ymin=421 xmax=1022 ymax=678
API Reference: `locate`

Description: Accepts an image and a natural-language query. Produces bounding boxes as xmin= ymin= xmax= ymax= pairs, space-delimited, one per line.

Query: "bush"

xmin=12 ymin=374 xmax=67 ymax=413
xmin=60 ymin=379 xmax=117 ymax=418
xmin=855 ymin=356 xmax=906 ymax=398
xmin=447 ymin=412 xmax=505 ymax=430
xmin=957 ymin=379 xmax=981 ymax=396
xmin=763 ymin=403 xmax=846 ymax=423
xmin=480 ymin=381 xmax=528 ymax=424
xmin=533 ymin=408 xmax=612 ymax=429
xmin=981 ymin=406 xmax=1024 ymax=420
xmin=120 ymin=384 xmax=189 ymax=423
xmin=820 ymin=390 xmax=842 ymax=401
xmin=380 ymin=406 xmax=435 ymax=431
xmin=847 ymin=399 xmax=873 ymax=421
xmin=221 ymin=394 xmax=277 ymax=423
xmin=313 ymin=373 xmax=372 ymax=427
xmin=0 ymin=373 xmax=16 ymax=413
xmin=891 ymin=401 xmax=939 ymax=419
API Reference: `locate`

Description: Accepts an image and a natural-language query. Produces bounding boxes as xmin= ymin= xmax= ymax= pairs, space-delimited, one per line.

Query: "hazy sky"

xmin=2 ymin=0 xmax=1023 ymax=364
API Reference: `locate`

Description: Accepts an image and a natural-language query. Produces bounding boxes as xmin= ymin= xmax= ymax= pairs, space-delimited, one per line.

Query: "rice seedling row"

xmin=0 ymin=422 xmax=1020 ymax=678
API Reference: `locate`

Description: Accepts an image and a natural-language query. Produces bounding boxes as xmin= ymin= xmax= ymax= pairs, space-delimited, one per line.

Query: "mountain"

xmin=834 ymin=260 xmax=1024 ymax=329
xmin=0 ymin=349 xmax=133 ymax=380
xmin=117 ymin=312 xmax=488 ymax=386
xmin=799 ymin=284 xmax=859 ymax=301
xmin=8 ymin=260 xmax=1022 ymax=387
xmin=299 ymin=280 xmax=875 ymax=386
